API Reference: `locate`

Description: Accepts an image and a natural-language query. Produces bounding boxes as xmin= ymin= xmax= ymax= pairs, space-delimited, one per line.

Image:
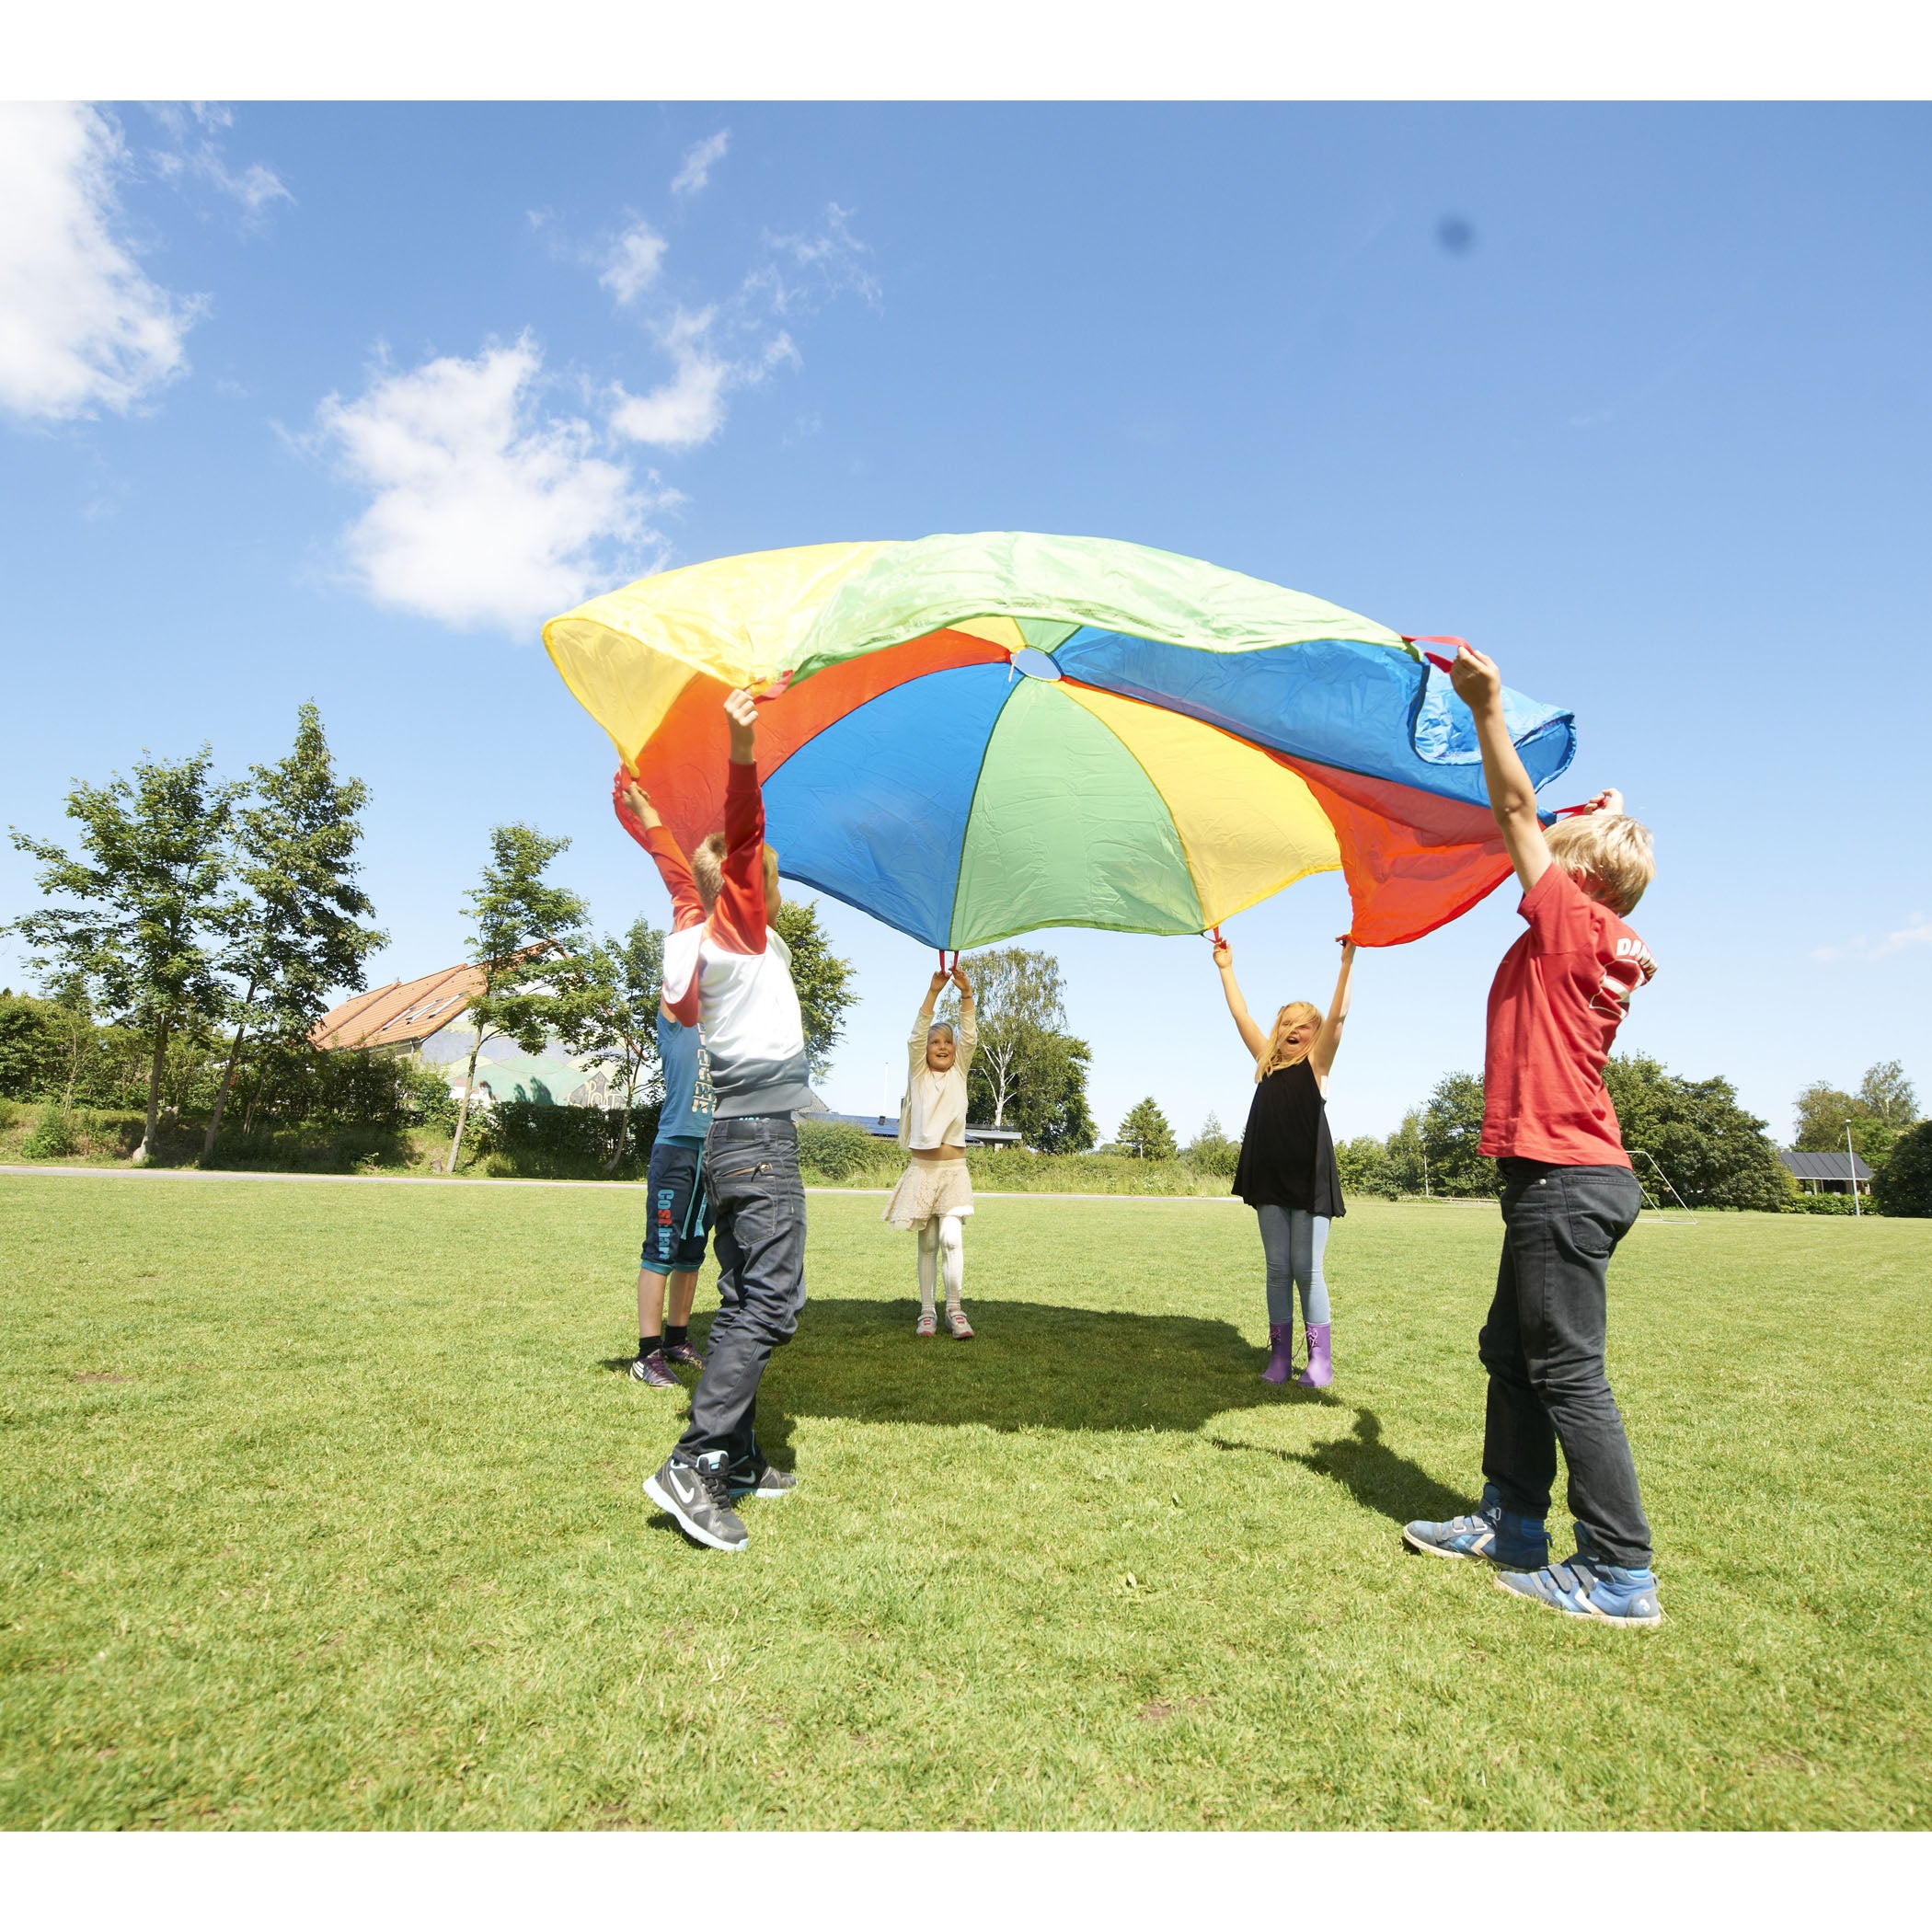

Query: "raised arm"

xmin=613 ymin=770 xmax=704 ymax=930
xmin=1310 ymin=939 xmax=1357 ymax=1082
xmin=710 ymin=688 xmax=769 ymax=952
xmin=1447 ymin=644 xmax=1548 ymax=896
xmin=911 ymin=969 xmax=947 ymax=1070
xmin=951 ymin=962 xmax=977 ymax=1065
xmin=1213 ymin=938 xmax=1269 ymax=1063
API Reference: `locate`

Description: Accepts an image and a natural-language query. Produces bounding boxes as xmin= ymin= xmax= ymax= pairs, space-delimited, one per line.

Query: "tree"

xmin=980 ymin=1029 xmax=1097 ymax=1152
xmin=954 ymin=946 xmax=1069 ymax=1129
xmin=203 ymin=704 xmax=386 ymax=1156
xmin=446 ymin=824 xmax=591 ymax=1172
xmin=772 ymin=899 xmax=856 ymax=1080
xmin=1420 ymin=1071 xmax=1492 ymax=1196
xmin=561 ymin=916 xmax=665 ymax=1173
xmin=1602 ymin=1054 xmax=1788 ymax=1210
xmin=1117 ymin=1096 xmax=1178 ymax=1160
xmin=1187 ymin=1110 xmax=1241 ymax=1178
xmin=9 ymin=748 xmax=239 ymax=1162
xmin=1336 ymin=1133 xmax=1397 ymax=1198
xmin=1794 ymin=1061 xmax=1919 ymax=1169
xmin=1383 ymin=1108 xmax=1428 ymax=1195
xmin=1858 ymin=1059 xmax=1918 ymax=1130
xmin=1872 ymin=1121 xmax=1932 ymax=1217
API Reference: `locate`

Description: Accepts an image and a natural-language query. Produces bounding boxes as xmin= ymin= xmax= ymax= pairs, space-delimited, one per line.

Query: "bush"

xmin=22 ymin=1101 xmax=78 ymax=1159
xmin=796 ymin=1119 xmax=884 ymax=1180
xmin=474 ymin=1100 xmax=661 ymax=1176
xmin=1873 ymin=1120 xmax=1932 ymax=1217
xmin=1783 ymin=1190 xmax=1877 ymax=1216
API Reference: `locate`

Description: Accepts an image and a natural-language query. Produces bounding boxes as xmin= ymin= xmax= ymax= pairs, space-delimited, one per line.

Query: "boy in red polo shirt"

xmin=1403 ymin=643 xmax=1663 ymax=1628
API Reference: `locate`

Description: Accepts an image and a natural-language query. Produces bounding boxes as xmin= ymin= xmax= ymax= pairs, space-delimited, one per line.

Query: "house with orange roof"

xmin=311 ymin=960 xmax=621 ymax=1110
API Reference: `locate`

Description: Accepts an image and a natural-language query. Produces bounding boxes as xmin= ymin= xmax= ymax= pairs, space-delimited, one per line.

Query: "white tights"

xmin=917 ymin=1213 xmax=965 ymax=1317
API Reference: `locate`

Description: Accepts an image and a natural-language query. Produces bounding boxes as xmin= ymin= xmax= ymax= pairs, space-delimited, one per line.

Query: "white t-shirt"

xmin=900 ymin=1002 xmax=977 ymax=1150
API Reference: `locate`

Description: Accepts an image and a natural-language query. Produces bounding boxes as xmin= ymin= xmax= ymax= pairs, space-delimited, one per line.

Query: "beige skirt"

xmin=881 ymin=1158 xmax=975 ymax=1230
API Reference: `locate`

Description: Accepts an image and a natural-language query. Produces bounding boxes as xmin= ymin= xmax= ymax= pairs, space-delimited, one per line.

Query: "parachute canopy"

xmin=543 ymin=533 xmax=1576 ymax=949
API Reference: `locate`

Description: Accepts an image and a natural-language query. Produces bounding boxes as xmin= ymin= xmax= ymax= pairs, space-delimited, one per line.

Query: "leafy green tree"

xmin=1858 ymin=1059 xmax=1918 ymax=1129
xmin=772 ymin=899 xmax=856 ymax=1080
xmin=1187 ymin=1110 xmax=1241 ymax=1179
xmin=1793 ymin=1061 xmax=1918 ymax=1169
xmin=953 ymin=946 xmax=1071 ymax=1130
xmin=1602 ymin=1054 xmax=1788 ymax=1210
xmin=204 ymin=704 xmax=386 ymax=1156
xmin=1420 ymin=1071 xmax=1493 ymax=1196
xmin=1336 ymin=1133 xmax=1397 ymax=1198
xmin=560 ymin=916 xmax=665 ymax=1173
xmin=1118 ymin=1096 xmax=1178 ymax=1160
xmin=1383 ymin=1108 xmax=1428 ymax=1195
xmin=446 ymin=824 xmax=591 ymax=1172
xmin=1872 ymin=1121 xmax=1932 ymax=1217
xmin=978 ymin=1029 xmax=1097 ymax=1153
xmin=9 ymin=748 xmax=240 ymax=1162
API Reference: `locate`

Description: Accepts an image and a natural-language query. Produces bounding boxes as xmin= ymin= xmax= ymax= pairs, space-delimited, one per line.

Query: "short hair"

xmin=1546 ymin=812 xmax=1655 ymax=915
xmin=693 ymin=834 xmax=780 ymax=912
xmin=926 ymin=1021 xmax=955 ymax=1043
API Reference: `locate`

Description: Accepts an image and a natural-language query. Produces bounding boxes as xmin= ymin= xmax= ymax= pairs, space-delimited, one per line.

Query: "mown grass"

xmin=1 ymin=1175 xmax=1926 ymax=1830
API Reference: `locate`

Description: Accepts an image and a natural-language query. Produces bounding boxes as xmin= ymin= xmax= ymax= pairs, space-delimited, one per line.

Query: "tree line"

xmin=4 ymin=712 xmax=857 ymax=1173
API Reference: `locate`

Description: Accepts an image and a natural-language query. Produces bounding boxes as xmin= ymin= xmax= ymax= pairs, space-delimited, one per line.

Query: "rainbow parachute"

xmin=543 ymin=533 xmax=1576 ymax=949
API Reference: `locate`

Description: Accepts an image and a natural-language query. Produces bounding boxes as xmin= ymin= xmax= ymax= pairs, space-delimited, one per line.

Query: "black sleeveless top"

xmin=1234 ymin=1058 xmax=1345 ymax=1218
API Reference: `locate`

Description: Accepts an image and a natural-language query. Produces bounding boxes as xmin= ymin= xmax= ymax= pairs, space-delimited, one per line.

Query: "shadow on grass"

xmin=1212 ymin=1408 xmax=1468 ymax=1527
xmin=602 ymin=1297 xmax=1340 ymax=1458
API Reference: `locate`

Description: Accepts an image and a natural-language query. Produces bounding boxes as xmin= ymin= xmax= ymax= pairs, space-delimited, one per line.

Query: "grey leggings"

xmin=1257 ymin=1206 xmax=1331 ymax=1327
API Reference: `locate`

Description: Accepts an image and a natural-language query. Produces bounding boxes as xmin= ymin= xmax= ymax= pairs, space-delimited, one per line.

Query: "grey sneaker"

xmin=644 ymin=1452 xmax=748 ymax=1552
xmin=1402 ymin=1483 xmax=1549 ymax=1569
xmin=729 ymin=1457 xmax=798 ymax=1501
xmin=630 ymin=1350 xmax=678 ymax=1389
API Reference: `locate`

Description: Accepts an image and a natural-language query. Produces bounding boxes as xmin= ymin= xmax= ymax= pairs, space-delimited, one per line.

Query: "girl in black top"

xmin=1214 ymin=936 xmax=1358 ymax=1387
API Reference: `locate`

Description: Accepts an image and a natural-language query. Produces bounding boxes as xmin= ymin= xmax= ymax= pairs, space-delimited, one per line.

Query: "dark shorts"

xmin=640 ymin=1139 xmax=711 ymax=1277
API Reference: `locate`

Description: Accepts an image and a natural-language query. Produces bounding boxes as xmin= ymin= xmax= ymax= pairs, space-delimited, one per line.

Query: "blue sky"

xmin=3 ymin=102 xmax=1927 ymax=1147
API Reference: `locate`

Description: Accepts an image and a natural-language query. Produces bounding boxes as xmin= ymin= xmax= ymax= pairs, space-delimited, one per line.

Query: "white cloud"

xmin=750 ymin=201 xmax=881 ymax=315
xmin=312 ymin=335 xmax=670 ymax=635
xmin=608 ymin=308 xmax=734 ymax=449
xmin=147 ymin=102 xmax=292 ymax=222
xmin=1812 ymin=914 xmax=1932 ymax=963
xmin=672 ymin=130 xmax=730 ymax=199
xmin=0 ymin=102 xmax=201 ymax=421
xmin=599 ymin=220 xmax=667 ymax=305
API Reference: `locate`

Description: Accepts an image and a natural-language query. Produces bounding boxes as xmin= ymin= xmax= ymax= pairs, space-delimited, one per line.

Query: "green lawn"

xmin=2 ymin=1175 xmax=1926 ymax=1830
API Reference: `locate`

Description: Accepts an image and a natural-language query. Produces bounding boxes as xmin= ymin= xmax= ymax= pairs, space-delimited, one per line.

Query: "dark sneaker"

xmin=643 ymin=1452 xmax=748 ymax=1552
xmin=662 ymin=1340 xmax=705 ymax=1371
xmin=1402 ymin=1482 xmax=1549 ymax=1569
xmin=630 ymin=1350 xmax=678 ymax=1389
xmin=729 ymin=1457 xmax=798 ymax=1501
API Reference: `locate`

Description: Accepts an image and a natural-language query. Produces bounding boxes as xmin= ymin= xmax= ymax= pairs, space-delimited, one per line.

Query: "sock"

xmin=664 ymin=1323 xmax=688 ymax=1351
xmin=640 ymin=1334 xmax=661 ymax=1359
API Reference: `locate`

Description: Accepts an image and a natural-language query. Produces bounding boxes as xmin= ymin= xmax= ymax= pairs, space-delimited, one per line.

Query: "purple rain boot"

xmin=1261 ymin=1322 xmax=1294 ymax=1385
xmin=1297 ymin=1324 xmax=1333 ymax=1389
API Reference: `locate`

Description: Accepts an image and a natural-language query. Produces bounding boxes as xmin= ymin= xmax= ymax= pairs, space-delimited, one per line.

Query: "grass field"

xmin=2 ymin=1174 xmax=1927 ymax=1831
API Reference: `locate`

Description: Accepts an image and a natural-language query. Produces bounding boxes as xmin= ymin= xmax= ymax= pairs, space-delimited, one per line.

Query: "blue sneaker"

xmin=1402 ymin=1484 xmax=1550 ymax=1569
xmin=1495 ymin=1525 xmax=1662 ymax=1628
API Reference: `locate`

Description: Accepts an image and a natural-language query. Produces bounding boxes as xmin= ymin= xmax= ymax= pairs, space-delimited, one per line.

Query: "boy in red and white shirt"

xmin=1403 ymin=644 xmax=1665 ymax=1628
xmin=638 ymin=688 xmax=809 ymax=1554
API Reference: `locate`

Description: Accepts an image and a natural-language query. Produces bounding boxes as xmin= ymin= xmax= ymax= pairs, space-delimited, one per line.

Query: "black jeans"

xmin=675 ymin=1116 xmax=807 ymax=1469
xmin=1479 ymin=1158 xmax=1652 ymax=1569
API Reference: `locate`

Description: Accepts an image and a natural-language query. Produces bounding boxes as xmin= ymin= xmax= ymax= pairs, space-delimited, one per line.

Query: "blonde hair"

xmin=1545 ymin=813 xmax=1655 ymax=916
xmin=693 ymin=834 xmax=780 ymax=912
xmin=1256 ymin=1000 xmax=1323 ymax=1082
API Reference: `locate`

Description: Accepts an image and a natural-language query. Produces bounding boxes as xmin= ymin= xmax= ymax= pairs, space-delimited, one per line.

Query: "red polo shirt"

xmin=1480 ymin=865 xmax=1657 ymax=1167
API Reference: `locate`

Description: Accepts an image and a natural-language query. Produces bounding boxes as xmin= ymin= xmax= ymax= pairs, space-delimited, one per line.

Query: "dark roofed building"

xmin=1778 ymin=1149 xmax=1872 ymax=1197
